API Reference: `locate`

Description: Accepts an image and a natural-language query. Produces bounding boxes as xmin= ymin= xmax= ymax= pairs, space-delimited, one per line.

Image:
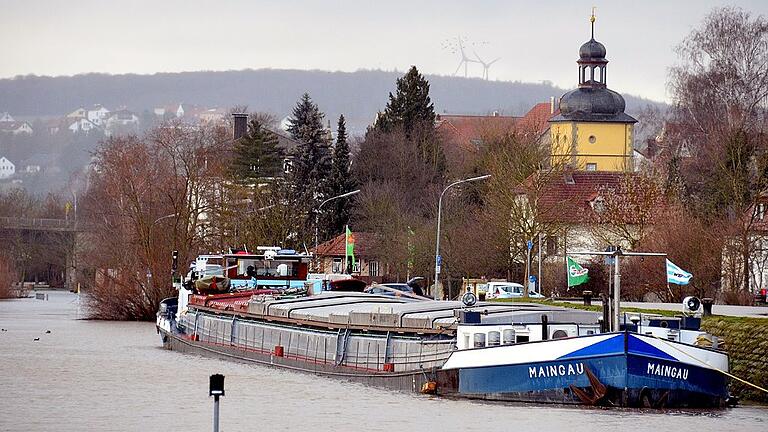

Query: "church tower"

xmin=549 ymin=12 xmax=637 ymax=172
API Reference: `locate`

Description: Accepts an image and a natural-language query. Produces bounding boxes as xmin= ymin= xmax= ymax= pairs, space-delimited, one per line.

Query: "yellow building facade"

xmin=549 ymin=18 xmax=637 ymax=172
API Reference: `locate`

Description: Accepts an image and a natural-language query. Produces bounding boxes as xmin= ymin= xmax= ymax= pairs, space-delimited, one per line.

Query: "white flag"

xmin=666 ymin=259 xmax=692 ymax=285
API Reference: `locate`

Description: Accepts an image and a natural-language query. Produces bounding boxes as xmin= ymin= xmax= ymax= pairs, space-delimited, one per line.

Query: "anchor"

xmin=569 ymin=367 xmax=608 ymax=405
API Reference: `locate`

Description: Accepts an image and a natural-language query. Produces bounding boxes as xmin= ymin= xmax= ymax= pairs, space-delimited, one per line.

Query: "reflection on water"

xmin=1 ymin=291 xmax=766 ymax=432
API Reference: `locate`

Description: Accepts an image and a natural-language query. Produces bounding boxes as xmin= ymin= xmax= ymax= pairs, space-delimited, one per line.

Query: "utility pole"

xmin=537 ymin=232 xmax=542 ymax=294
xmin=525 ymin=239 xmax=532 ymax=297
xmin=570 ymin=248 xmax=665 ymax=332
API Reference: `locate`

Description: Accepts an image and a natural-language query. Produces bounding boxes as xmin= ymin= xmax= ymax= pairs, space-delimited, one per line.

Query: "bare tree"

xmin=669 ymin=7 xmax=768 ymax=295
xmin=592 ymin=172 xmax=665 ymax=249
xmin=82 ymin=122 xmax=230 ymax=319
xmin=479 ymin=130 xmax=571 ymax=295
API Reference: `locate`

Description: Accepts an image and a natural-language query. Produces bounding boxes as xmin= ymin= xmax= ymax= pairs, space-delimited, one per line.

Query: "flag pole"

xmin=344 ymin=225 xmax=348 ymax=273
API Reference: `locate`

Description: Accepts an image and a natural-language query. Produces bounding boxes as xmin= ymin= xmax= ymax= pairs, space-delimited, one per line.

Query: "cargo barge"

xmin=157 ymin=250 xmax=732 ymax=408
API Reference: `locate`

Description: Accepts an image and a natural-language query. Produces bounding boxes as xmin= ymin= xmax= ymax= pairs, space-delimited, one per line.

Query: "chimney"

xmin=232 ymin=113 xmax=248 ymax=140
xmin=550 ymin=96 xmax=555 ymax=114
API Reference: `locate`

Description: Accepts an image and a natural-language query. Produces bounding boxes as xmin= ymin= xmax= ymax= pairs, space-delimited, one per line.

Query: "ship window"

xmin=503 ymin=329 xmax=515 ymax=345
xmin=488 ymin=331 xmax=501 ymax=346
xmin=516 ymin=335 xmax=529 ymax=343
xmin=586 ymin=163 xmax=597 ymax=171
xmin=589 ymin=135 xmax=596 ymax=144
xmin=473 ymin=333 xmax=486 ymax=348
xmin=552 ymin=330 xmax=569 ymax=339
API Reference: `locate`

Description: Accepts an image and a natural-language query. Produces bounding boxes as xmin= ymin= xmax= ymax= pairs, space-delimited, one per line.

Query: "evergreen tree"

xmin=285 ymin=93 xmax=332 ymax=239
xmin=327 ymin=115 xmax=354 ymax=234
xmin=375 ymin=66 xmax=436 ymax=136
xmin=373 ymin=66 xmax=444 ymax=176
xmin=228 ymin=118 xmax=283 ymax=183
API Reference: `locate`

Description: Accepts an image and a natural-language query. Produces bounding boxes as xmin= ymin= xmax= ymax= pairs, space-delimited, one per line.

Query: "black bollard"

xmin=702 ymin=298 xmax=714 ymax=317
xmin=582 ymin=290 xmax=593 ymax=306
xmin=541 ymin=314 xmax=549 ymax=340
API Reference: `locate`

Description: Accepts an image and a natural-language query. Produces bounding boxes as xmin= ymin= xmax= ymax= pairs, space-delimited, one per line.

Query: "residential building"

xmin=68 ymin=117 xmax=99 ymax=134
xmin=436 ymin=102 xmax=556 ymax=169
xmin=199 ymin=107 xmax=228 ymax=124
xmin=0 ymin=120 xmax=33 ymax=135
xmin=549 ymin=20 xmax=637 ymax=172
xmin=105 ymin=109 xmax=140 ymax=136
xmin=66 ymin=107 xmax=87 ymax=119
xmin=87 ymin=104 xmax=111 ymax=126
xmin=314 ymin=232 xmax=383 ymax=283
xmin=0 ymin=156 xmax=16 ymax=179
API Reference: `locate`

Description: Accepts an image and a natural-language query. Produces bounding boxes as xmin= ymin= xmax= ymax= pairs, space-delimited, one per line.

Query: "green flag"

xmin=345 ymin=226 xmax=356 ymax=269
xmin=567 ymin=256 xmax=589 ymax=287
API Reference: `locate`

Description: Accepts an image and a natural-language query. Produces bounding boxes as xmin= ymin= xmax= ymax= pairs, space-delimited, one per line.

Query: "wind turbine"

xmin=446 ymin=36 xmax=479 ymax=78
xmin=474 ymin=51 xmax=501 ymax=80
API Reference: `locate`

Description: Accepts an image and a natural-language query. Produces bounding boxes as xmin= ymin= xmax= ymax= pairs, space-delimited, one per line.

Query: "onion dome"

xmin=558 ymin=87 xmax=630 ymax=121
xmin=579 ymin=39 xmax=606 ymax=61
xmin=549 ymin=13 xmax=636 ymax=124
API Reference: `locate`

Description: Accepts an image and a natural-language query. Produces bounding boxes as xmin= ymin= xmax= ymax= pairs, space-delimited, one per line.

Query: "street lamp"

xmin=434 ymin=174 xmax=491 ymax=300
xmin=314 ymin=189 xmax=361 ymax=257
xmin=153 ymin=213 xmax=178 ymax=225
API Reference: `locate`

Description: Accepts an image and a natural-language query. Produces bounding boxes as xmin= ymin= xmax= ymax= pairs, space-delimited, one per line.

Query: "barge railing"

xmin=188 ymin=312 xmax=455 ymax=372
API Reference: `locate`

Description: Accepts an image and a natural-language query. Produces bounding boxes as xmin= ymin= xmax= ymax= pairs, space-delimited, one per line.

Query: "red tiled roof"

xmin=315 ymin=231 xmax=376 ymax=257
xmin=436 ymin=102 xmax=556 ymax=152
xmin=528 ymin=171 xmax=627 ymax=224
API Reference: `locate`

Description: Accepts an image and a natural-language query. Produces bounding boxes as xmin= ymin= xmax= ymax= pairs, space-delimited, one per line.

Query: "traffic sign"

xmin=527 ymin=240 xmax=533 ymax=250
xmin=529 ymin=275 xmax=537 ymax=284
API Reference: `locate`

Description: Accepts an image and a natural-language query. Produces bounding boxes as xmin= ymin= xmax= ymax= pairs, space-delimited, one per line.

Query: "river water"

xmin=1 ymin=291 xmax=766 ymax=432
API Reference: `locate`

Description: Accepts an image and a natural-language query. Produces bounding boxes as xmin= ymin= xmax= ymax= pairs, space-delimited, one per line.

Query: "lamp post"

xmin=147 ymin=213 xmax=177 ymax=290
xmin=314 ymin=189 xmax=361 ymax=259
xmin=434 ymin=174 xmax=491 ymax=300
xmin=153 ymin=213 xmax=178 ymax=225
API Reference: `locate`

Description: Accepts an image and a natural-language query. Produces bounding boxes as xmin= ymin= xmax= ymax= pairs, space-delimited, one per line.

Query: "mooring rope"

xmin=650 ymin=334 xmax=768 ymax=395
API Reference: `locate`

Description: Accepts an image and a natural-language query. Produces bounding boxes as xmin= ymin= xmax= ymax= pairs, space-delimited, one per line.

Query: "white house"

xmin=199 ymin=107 xmax=227 ymax=124
xmin=0 ymin=121 xmax=33 ymax=135
xmin=105 ymin=109 xmax=140 ymax=136
xmin=87 ymin=104 xmax=111 ymax=126
xmin=0 ymin=157 xmax=16 ymax=179
xmin=68 ymin=118 xmax=99 ymax=133
xmin=67 ymin=107 xmax=87 ymax=119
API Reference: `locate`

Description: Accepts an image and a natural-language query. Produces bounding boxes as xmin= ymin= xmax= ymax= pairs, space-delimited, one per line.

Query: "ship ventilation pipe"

xmin=232 ymin=113 xmax=248 ymax=140
xmin=541 ymin=314 xmax=549 ymax=340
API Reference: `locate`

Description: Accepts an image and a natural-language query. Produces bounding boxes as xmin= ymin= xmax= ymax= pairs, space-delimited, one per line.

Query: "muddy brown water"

xmin=1 ymin=291 xmax=766 ymax=432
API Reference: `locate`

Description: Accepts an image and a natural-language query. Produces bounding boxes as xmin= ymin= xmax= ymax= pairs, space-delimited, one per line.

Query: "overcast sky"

xmin=1 ymin=0 xmax=766 ymax=102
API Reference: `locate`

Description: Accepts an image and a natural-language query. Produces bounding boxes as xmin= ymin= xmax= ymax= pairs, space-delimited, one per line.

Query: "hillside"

xmin=0 ymin=68 xmax=663 ymax=135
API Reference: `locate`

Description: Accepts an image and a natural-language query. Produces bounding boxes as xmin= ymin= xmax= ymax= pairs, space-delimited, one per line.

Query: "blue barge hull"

xmin=441 ymin=332 xmax=729 ymax=408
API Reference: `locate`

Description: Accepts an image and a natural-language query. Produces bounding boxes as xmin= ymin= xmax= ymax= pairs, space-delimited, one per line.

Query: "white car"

xmin=484 ymin=282 xmax=545 ymax=299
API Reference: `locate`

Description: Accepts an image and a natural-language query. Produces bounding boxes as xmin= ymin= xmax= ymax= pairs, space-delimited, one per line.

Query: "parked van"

xmin=484 ymin=281 xmax=544 ymax=299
